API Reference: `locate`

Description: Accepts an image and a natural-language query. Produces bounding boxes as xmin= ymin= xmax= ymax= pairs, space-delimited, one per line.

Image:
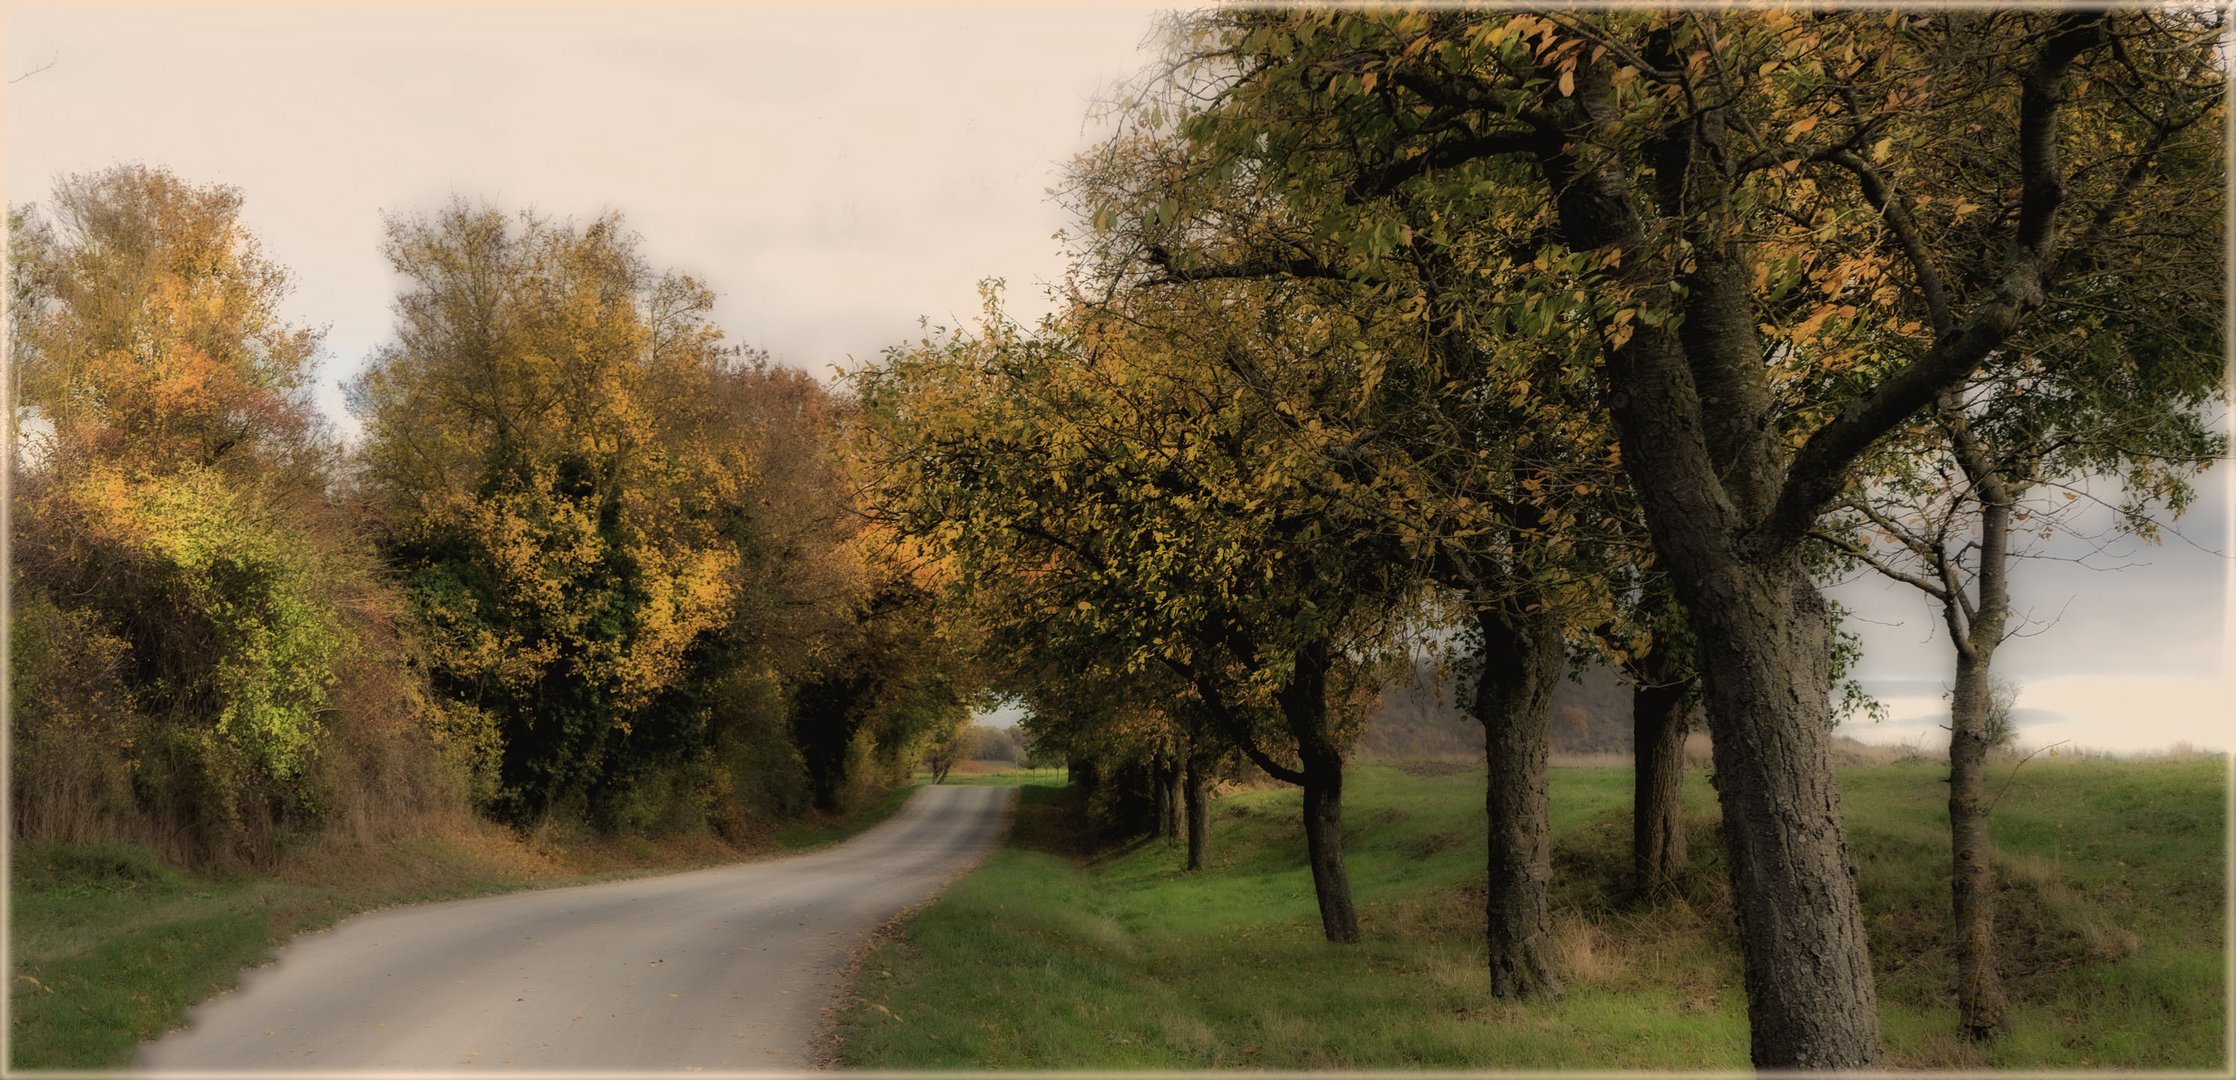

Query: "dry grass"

xmin=1549 ymin=911 xmax=1622 ymax=985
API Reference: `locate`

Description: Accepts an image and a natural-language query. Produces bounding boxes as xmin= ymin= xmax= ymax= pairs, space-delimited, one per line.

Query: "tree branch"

xmin=1824 ymin=149 xmax=1955 ymax=336
xmin=1749 ymin=11 xmax=2110 ymax=554
xmin=1163 ymin=657 xmax=1308 ymax=786
xmin=1351 ymin=126 xmax=1556 ymax=200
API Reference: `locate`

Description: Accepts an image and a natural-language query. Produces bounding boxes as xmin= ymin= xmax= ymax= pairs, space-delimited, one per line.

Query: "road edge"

xmin=805 ymin=785 xmax=1019 ymax=1070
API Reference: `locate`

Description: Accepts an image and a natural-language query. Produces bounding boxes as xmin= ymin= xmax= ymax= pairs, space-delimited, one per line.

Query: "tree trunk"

xmin=1283 ymin=640 xmax=1360 ymax=944
xmin=1687 ymin=558 xmax=1883 ymax=1067
xmin=1154 ymin=748 xmax=1180 ymax=840
xmin=1947 ymin=649 xmax=2006 ymax=1041
xmin=1299 ymin=756 xmax=1359 ymax=943
xmin=1944 ymin=420 xmax=2012 ymax=1042
xmin=1183 ymin=754 xmax=1210 ymax=871
xmin=1631 ymin=643 xmax=1692 ymax=904
xmin=1473 ymin=603 xmax=1561 ymax=999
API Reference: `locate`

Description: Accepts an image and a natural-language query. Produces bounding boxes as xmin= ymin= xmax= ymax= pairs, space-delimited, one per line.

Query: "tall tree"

xmin=351 ymin=203 xmax=744 ymax=823
xmin=1139 ymin=8 xmax=2221 ymax=1065
xmin=1067 ymin=112 xmax=1633 ymax=998
xmin=11 ymin=166 xmax=321 ymax=482
xmin=8 ymin=166 xmax=406 ymax=864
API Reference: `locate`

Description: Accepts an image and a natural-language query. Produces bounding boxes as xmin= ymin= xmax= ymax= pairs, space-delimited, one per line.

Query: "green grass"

xmin=10 ymin=784 xmax=922 ymax=1070
xmin=922 ymin=766 xmax=1070 ymax=788
xmin=838 ymin=759 xmax=2226 ymax=1070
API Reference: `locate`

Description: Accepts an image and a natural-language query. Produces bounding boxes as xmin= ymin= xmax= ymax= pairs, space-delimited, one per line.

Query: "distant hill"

xmin=1359 ymin=659 xmax=1635 ymax=761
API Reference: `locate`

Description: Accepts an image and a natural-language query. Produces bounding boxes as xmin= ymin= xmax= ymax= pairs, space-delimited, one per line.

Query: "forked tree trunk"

xmin=1631 ymin=643 xmax=1692 ymax=903
xmin=1183 ymin=755 xmax=1210 ymax=871
xmin=1544 ymin=62 xmax=1889 ymax=1067
xmin=1944 ymin=425 xmax=2012 ymax=1041
xmin=1473 ymin=603 xmax=1561 ymax=999
xmin=1186 ymin=638 xmax=1358 ymax=942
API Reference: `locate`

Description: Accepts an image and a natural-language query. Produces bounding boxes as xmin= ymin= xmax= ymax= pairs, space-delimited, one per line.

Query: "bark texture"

xmin=1688 ymin=561 xmax=1883 ymax=1067
xmin=1298 ymin=759 xmax=1359 ymax=943
xmin=1630 ymin=642 xmax=1692 ymax=903
xmin=1947 ymin=650 xmax=2006 ymax=1040
xmin=1282 ymin=642 xmax=1360 ymax=944
xmin=1537 ymin=65 xmax=1892 ymax=1064
xmin=1183 ymin=755 xmax=1210 ymax=871
xmin=1473 ymin=603 xmax=1562 ymax=999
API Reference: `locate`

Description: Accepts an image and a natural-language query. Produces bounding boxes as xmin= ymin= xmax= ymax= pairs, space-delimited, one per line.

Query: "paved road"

xmin=137 ymin=784 xmax=1014 ymax=1074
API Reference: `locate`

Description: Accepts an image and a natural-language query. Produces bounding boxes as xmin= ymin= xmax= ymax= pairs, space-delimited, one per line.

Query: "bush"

xmin=8 ymin=596 xmax=140 ymax=846
xmin=707 ymin=672 xmax=812 ymax=834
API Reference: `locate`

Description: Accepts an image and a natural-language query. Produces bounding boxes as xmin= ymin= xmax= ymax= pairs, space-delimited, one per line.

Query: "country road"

xmin=135 ymin=784 xmax=1015 ymax=1074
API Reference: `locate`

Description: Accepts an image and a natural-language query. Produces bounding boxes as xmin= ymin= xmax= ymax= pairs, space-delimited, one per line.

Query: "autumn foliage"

xmin=9 ymin=169 xmax=970 ymax=866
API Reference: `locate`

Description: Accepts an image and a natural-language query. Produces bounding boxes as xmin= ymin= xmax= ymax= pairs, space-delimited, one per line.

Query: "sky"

xmin=9 ymin=4 xmax=2228 ymax=753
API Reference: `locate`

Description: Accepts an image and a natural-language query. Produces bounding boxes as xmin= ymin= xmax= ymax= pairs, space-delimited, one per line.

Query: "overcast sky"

xmin=10 ymin=4 xmax=2228 ymax=753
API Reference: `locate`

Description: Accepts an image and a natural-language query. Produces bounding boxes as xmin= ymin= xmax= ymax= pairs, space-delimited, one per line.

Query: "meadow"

xmin=837 ymin=758 xmax=2227 ymax=1070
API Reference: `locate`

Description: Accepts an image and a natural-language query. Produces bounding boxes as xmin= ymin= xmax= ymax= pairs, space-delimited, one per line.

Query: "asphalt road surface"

xmin=136 ymin=784 xmax=1015 ymax=1074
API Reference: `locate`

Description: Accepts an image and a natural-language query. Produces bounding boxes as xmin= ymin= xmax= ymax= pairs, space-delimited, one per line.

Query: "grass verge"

xmin=836 ymin=759 xmax=2225 ymax=1070
xmin=8 ymin=784 xmax=920 ymax=1070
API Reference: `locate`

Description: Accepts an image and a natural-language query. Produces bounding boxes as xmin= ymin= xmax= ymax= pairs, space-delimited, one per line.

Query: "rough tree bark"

xmin=1538 ymin=134 xmax=1886 ymax=1065
xmin=1947 ymin=644 xmax=2006 ymax=1040
xmin=1523 ymin=18 xmax=2105 ymax=1059
xmin=1630 ymin=636 xmax=1693 ymax=904
xmin=1283 ymin=640 xmax=1361 ymax=944
xmin=1183 ymin=753 xmax=1211 ymax=871
xmin=1687 ymin=560 xmax=1883 ymax=1065
xmin=1472 ymin=601 xmax=1562 ymax=998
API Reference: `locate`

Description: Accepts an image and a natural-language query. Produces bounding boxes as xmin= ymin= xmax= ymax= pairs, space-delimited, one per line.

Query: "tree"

xmin=8 ymin=166 xmax=444 ymax=865
xmin=351 ymin=203 xmax=747 ymax=824
xmin=1139 ymin=8 xmax=2220 ymax=1065
xmin=1066 ymin=109 xmax=1636 ymax=998
xmin=1817 ymin=273 xmax=2222 ymax=1039
xmin=852 ymin=288 xmax=1404 ymax=941
xmin=1588 ymin=572 xmax=1699 ymax=904
xmin=10 ymin=166 xmax=322 ymax=482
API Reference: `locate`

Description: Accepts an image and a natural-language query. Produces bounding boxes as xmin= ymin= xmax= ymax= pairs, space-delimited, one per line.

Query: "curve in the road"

xmin=135 ymin=783 xmax=1014 ymax=1074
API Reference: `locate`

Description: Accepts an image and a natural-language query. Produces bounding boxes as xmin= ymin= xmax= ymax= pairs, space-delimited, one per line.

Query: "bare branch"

xmin=10 ymin=54 xmax=57 ymax=84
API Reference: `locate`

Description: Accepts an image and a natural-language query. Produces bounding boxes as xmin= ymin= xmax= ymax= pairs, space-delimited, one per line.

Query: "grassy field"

xmin=8 ymin=784 xmax=920 ymax=1070
xmin=923 ymin=765 xmax=1070 ymax=788
xmin=837 ymin=759 xmax=2227 ymax=1070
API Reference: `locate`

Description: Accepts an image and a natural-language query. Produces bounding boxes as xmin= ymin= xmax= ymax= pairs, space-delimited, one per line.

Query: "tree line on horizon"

xmin=850 ymin=7 xmax=2223 ymax=1069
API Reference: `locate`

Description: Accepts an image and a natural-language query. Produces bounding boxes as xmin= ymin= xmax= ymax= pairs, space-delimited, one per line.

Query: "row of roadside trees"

xmin=852 ymin=8 xmax=2222 ymax=1068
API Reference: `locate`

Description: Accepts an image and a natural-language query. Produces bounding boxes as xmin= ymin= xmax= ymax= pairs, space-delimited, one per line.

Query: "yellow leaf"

xmin=1558 ymin=69 xmax=1574 ymax=97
